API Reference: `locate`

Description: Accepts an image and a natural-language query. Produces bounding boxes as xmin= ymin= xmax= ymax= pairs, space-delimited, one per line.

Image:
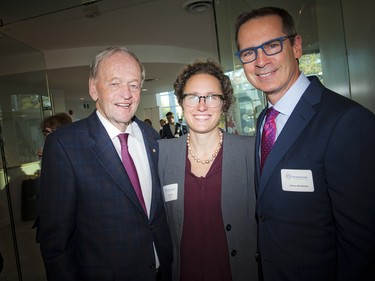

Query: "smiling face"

xmin=183 ymin=73 xmax=223 ymax=134
xmin=89 ymin=52 xmax=142 ymax=131
xmin=237 ymin=15 xmax=302 ymax=104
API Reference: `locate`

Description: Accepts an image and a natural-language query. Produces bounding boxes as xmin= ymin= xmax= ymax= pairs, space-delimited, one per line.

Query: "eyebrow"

xmin=185 ymin=92 xmax=221 ymax=95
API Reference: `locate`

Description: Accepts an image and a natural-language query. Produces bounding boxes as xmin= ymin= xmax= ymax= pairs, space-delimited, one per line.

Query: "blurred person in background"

xmin=38 ymin=112 xmax=72 ymax=159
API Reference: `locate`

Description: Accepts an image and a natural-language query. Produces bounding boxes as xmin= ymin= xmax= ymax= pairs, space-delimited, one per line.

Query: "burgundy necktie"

xmin=118 ymin=133 xmax=147 ymax=214
xmin=260 ymin=107 xmax=279 ymax=172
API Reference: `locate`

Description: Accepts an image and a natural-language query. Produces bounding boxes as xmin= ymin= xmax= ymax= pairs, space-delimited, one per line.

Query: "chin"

xmin=257 ymin=82 xmax=278 ymax=93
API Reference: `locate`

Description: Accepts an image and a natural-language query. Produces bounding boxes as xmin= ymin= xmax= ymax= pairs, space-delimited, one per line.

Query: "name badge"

xmin=163 ymin=183 xmax=178 ymax=202
xmin=281 ymin=169 xmax=314 ymax=192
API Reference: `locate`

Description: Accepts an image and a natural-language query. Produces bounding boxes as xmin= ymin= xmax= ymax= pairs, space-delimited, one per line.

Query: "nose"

xmin=255 ymin=48 xmax=269 ymax=67
xmin=197 ymin=97 xmax=208 ymax=111
xmin=120 ymin=84 xmax=132 ymax=98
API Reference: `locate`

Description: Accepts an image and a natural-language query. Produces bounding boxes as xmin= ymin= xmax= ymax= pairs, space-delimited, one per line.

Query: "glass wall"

xmin=0 ymin=33 xmax=49 ymax=280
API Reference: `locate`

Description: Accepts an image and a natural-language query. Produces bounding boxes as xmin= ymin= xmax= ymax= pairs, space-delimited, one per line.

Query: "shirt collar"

xmin=95 ymin=110 xmax=140 ymax=141
xmin=271 ymin=72 xmax=310 ymax=116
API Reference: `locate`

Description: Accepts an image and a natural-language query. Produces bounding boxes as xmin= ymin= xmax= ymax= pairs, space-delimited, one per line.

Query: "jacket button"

xmin=150 ymin=263 xmax=156 ymax=269
xmin=226 ymin=224 xmax=231 ymax=231
xmin=255 ymin=252 xmax=260 ymax=262
xmin=231 ymin=250 xmax=237 ymax=256
xmin=259 ymin=215 xmax=265 ymax=222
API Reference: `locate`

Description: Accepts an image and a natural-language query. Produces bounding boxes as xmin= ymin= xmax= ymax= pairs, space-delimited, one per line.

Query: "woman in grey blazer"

xmin=158 ymin=60 xmax=258 ymax=281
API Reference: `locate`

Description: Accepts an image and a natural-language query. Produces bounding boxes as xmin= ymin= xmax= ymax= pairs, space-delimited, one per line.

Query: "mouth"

xmin=257 ymin=70 xmax=275 ymax=78
xmin=193 ymin=114 xmax=211 ymax=120
xmin=116 ymin=103 xmax=130 ymax=108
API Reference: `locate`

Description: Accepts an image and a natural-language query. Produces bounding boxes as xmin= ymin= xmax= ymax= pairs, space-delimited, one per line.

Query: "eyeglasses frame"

xmin=235 ymin=35 xmax=296 ymax=64
xmin=182 ymin=94 xmax=225 ymax=108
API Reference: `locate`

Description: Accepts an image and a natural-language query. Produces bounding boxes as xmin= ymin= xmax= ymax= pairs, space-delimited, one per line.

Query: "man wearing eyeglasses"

xmin=235 ymin=6 xmax=375 ymax=281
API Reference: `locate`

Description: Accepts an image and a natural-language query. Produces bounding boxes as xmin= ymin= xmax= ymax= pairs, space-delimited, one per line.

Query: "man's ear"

xmin=89 ymin=78 xmax=98 ymax=101
xmin=293 ymin=35 xmax=303 ymax=59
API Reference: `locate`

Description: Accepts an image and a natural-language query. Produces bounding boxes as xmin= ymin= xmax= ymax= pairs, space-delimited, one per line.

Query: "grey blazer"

xmin=158 ymin=132 xmax=258 ymax=281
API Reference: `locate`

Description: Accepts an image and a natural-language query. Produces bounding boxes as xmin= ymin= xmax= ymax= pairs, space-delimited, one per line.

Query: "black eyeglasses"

xmin=182 ymin=94 xmax=224 ymax=108
xmin=235 ymin=35 xmax=296 ymax=64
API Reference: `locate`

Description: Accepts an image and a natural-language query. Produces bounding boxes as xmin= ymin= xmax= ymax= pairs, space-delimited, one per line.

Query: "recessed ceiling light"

xmin=182 ymin=0 xmax=213 ymax=13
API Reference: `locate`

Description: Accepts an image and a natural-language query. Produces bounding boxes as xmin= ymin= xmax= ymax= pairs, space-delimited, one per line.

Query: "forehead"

xmin=99 ymin=52 xmax=141 ymax=77
xmin=185 ymin=73 xmax=221 ymax=90
xmin=238 ymin=15 xmax=284 ymax=48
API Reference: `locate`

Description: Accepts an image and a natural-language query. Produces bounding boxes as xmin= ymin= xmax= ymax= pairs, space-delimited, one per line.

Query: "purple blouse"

xmin=179 ymin=146 xmax=232 ymax=281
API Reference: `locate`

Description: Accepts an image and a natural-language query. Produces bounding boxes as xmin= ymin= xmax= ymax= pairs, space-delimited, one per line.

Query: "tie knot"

xmin=118 ymin=133 xmax=129 ymax=147
xmin=265 ymin=107 xmax=279 ymax=122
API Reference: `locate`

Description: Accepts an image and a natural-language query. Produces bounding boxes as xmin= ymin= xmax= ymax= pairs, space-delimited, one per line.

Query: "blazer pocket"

xmin=80 ymin=266 xmax=113 ymax=281
xmin=299 ymin=266 xmax=335 ymax=281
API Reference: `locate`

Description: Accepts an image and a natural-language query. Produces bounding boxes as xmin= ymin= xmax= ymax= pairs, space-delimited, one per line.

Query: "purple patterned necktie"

xmin=118 ymin=133 xmax=147 ymax=214
xmin=260 ymin=107 xmax=279 ymax=173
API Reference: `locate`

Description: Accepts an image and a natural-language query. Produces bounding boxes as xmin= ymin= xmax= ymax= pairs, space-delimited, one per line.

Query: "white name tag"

xmin=281 ymin=169 xmax=314 ymax=192
xmin=163 ymin=183 xmax=178 ymax=202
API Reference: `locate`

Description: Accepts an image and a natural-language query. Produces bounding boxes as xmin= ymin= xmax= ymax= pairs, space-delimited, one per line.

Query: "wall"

xmin=308 ymin=0 xmax=374 ymax=113
xmin=342 ymin=0 xmax=375 ymax=112
xmin=65 ymin=97 xmax=95 ymax=122
xmin=137 ymin=93 xmax=160 ymax=130
xmin=315 ymin=0 xmax=351 ymax=99
xmin=50 ymin=89 xmax=67 ymax=114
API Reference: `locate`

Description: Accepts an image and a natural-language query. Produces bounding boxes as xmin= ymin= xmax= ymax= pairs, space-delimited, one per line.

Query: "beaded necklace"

xmin=187 ymin=130 xmax=223 ymax=165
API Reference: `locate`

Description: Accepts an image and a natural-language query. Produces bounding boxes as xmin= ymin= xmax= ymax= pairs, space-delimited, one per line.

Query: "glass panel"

xmin=157 ymin=91 xmax=183 ymax=122
xmin=0 ymin=33 xmax=48 ymax=280
xmin=225 ymin=69 xmax=265 ymax=135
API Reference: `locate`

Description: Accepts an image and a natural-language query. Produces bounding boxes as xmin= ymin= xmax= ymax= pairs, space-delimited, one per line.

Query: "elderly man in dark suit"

xmin=38 ymin=46 xmax=172 ymax=281
xmin=235 ymin=6 xmax=375 ymax=281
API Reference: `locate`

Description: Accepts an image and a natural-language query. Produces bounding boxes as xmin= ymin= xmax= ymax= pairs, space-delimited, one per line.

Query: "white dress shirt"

xmin=264 ymin=72 xmax=311 ymax=139
xmin=96 ymin=111 xmax=152 ymax=217
xmin=96 ymin=111 xmax=160 ymax=268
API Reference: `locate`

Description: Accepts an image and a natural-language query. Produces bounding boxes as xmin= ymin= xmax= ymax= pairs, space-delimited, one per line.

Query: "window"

xmin=157 ymin=91 xmax=183 ymax=122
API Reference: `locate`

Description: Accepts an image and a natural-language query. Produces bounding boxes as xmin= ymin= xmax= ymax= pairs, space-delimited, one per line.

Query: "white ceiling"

xmin=0 ymin=0 xmax=219 ymax=103
xmin=0 ymin=0 xmax=317 ymax=104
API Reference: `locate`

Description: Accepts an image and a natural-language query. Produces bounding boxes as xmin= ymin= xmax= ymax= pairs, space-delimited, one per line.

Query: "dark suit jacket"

xmin=39 ymin=112 xmax=173 ymax=281
xmin=255 ymin=76 xmax=375 ymax=281
xmin=161 ymin=123 xmax=187 ymax=139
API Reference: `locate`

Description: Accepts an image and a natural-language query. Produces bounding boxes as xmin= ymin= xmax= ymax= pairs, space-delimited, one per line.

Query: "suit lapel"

xmin=88 ymin=113 xmax=149 ymax=217
xmin=255 ymin=110 xmax=266 ymax=184
xmin=257 ymin=77 xmax=323 ymax=200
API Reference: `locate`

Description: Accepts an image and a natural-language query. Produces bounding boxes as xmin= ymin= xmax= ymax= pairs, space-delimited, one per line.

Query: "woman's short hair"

xmin=173 ymin=60 xmax=235 ymax=113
